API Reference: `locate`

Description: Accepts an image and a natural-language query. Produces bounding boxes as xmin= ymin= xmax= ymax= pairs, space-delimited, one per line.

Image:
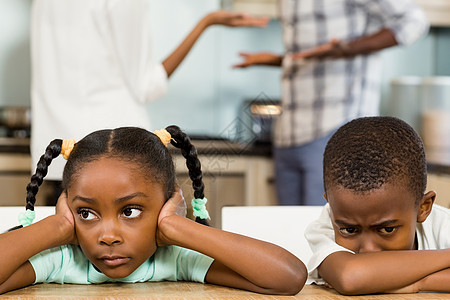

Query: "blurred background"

xmin=0 ymin=0 xmax=449 ymax=227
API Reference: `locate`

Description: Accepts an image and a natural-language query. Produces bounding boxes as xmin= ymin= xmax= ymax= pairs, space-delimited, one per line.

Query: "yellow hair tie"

xmin=61 ymin=139 xmax=76 ymax=160
xmin=154 ymin=129 xmax=171 ymax=147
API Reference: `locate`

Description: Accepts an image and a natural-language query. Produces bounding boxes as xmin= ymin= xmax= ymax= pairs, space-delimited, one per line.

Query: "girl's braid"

xmin=26 ymin=139 xmax=63 ymax=210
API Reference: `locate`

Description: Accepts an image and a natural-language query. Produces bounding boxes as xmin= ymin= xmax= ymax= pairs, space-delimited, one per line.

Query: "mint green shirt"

xmin=29 ymin=244 xmax=214 ymax=284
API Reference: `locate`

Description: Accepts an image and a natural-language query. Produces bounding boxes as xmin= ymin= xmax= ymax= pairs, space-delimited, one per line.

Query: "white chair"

xmin=222 ymin=206 xmax=323 ymax=264
xmin=0 ymin=206 xmax=55 ymax=233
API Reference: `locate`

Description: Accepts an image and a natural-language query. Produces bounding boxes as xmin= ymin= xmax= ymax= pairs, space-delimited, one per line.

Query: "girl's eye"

xmin=339 ymin=227 xmax=358 ymax=236
xmin=122 ymin=207 xmax=142 ymax=219
xmin=379 ymin=227 xmax=397 ymax=234
xmin=78 ymin=209 xmax=96 ymax=220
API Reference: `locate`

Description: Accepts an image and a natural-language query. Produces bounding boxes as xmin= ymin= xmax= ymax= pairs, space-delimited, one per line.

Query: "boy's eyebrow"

xmin=334 ymin=219 xmax=400 ymax=227
xmin=334 ymin=220 xmax=359 ymax=227
xmin=370 ymin=219 xmax=400 ymax=228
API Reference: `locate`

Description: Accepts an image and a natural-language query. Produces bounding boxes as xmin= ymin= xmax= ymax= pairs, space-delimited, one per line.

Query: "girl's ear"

xmin=417 ymin=191 xmax=436 ymax=223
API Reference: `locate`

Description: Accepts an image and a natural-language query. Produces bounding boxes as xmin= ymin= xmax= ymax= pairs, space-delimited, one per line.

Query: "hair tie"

xmin=61 ymin=139 xmax=76 ymax=160
xmin=18 ymin=209 xmax=36 ymax=227
xmin=191 ymin=198 xmax=210 ymax=220
xmin=154 ymin=129 xmax=172 ymax=147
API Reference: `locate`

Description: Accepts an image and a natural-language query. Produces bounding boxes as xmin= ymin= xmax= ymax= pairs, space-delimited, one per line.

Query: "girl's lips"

xmin=101 ymin=256 xmax=130 ymax=267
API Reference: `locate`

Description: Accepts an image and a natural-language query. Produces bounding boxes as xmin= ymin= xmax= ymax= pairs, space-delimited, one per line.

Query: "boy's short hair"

xmin=323 ymin=116 xmax=426 ymax=203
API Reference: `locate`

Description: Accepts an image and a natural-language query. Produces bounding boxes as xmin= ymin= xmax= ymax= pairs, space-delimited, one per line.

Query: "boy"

xmin=305 ymin=116 xmax=450 ymax=294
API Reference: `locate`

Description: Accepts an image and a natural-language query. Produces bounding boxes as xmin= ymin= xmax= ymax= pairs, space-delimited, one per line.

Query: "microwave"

xmin=237 ymin=98 xmax=281 ymax=146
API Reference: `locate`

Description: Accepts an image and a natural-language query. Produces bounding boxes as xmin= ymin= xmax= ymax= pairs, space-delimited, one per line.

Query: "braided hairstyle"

xmin=323 ymin=116 xmax=427 ymax=204
xmin=16 ymin=125 xmax=207 ymax=229
xmin=166 ymin=125 xmax=206 ymax=225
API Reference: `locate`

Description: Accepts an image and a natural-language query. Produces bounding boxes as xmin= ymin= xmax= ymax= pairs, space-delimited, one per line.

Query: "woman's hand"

xmin=156 ymin=186 xmax=187 ymax=246
xmin=233 ymin=52 xmax=283 ymax=68
xmin=55 ymin=192 xmax=78 ymax=245
xmin=205 ymin=10 xmax=269 ymax=28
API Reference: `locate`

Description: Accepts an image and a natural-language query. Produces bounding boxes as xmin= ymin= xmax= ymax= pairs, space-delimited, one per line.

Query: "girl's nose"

xmin=98 ymin=220 xmax=123 ymax=246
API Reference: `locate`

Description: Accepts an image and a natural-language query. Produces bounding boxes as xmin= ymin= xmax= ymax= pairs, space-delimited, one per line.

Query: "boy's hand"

xmin=55 ymin=192 xmax=78 ymax=245
xmin=156 ymin=186 xmax=187 ymax=246
xmin=205 ymin=10 xmax=269 ymax=28
xmin=385 ymin=281 xmax=420 ymax=294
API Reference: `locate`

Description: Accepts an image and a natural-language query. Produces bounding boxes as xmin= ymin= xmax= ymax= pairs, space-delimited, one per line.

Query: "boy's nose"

xmin=98 ymin=220 xmax=123 ymax=246
xmin=358 ymin=237 xmax=381 ymax=253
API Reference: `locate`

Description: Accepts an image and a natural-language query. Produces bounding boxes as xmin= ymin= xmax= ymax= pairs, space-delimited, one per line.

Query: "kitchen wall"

xmin=0 ymin=0 xmax=31 ymax=107
xmin=0 ymin=0 xmax=449 ymax=138
xmin=148 ymin=0 xmax=283 ymax=138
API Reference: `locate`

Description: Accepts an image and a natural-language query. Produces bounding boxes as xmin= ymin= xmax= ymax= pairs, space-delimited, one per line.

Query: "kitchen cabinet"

xmin=222 ymin=0 xmax=278 ymax=18
xmin=174 ymin=153 xmax=276 ymax=228
xmin=428 ymin=172 xmax=450 ymax=208
xmin=0 ymin=153 xmax=54 ymax=206
xmin=416 ymin=0 xmax=450 ymax=27
xmin=224 ymin=0 xmax=450 ymax=27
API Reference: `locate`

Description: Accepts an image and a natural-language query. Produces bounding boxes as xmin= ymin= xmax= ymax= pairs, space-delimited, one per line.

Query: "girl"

xmin=0 ymin=126 xmax=307 ymax=295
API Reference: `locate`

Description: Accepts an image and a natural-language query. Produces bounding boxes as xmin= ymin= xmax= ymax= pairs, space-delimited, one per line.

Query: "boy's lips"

xmin=100 ymin=256 xmax=131 ymax=267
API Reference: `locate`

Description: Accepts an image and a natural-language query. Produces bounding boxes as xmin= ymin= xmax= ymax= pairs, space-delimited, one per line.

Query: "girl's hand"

xmin=156 ymin=186 xmax=187 ymax=246
xmin=205 ymin=10 xmax=269 ymax=28
xmin=55 ymin=192 xmax=78 ymax=245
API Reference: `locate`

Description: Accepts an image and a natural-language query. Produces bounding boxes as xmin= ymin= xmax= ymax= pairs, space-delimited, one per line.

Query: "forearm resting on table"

xmin=158 ymin=215 xmax=307 ymax=295
xmin=0 ymin=215 xmax=72 ymax=285
xmin=319 ymin=249 xmax=450 ymax=295
xmin=419 ymin=267 xmax=450 ymax=293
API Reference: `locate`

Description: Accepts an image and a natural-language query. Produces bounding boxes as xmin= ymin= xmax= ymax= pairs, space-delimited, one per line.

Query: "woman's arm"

xmin=162 ymin=10 xmax=269 ymax=77
xmin=318 ymin=249 xmax=450 ymax=295
xmin=157 ymin=191 xmax=307 ymax=295
xmin=232 ymin=52 xmax=283 ymax=68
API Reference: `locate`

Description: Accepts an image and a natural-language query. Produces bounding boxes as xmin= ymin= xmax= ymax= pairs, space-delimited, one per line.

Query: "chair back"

xmin=0 ymin=206 xmax=55 ymax=233
xmin=222 ymin=206 xmax=323 ymax=264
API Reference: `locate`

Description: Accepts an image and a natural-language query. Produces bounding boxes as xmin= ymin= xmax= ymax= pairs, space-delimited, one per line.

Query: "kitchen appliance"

xmin=389 ymin=76 xmax=423 ymax=134
xmin=237 ymin=98 xmax=281 ymax=146
xmin=421 ymin=76 xmax=450 ymax=165
xmin=0 ymin=106 xmax=31 ymax=138
xmin=0 ymin=106 xmax=54 ymax=206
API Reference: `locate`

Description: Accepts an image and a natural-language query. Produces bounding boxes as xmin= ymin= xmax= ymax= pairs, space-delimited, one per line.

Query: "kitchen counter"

xmin=170 ymin=139 xmax=272 ymax=157
xmin=0 ymin=137 xmax=272 ymax=157
xmin=3 ymin=282 xmax=449 ymax=299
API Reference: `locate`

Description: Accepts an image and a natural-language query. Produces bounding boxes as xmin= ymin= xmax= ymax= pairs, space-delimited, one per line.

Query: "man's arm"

xmin=292 ymin=28 xmax=397 ymax=60
xmin=318 ymin=249 xmax=450 ymax=295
